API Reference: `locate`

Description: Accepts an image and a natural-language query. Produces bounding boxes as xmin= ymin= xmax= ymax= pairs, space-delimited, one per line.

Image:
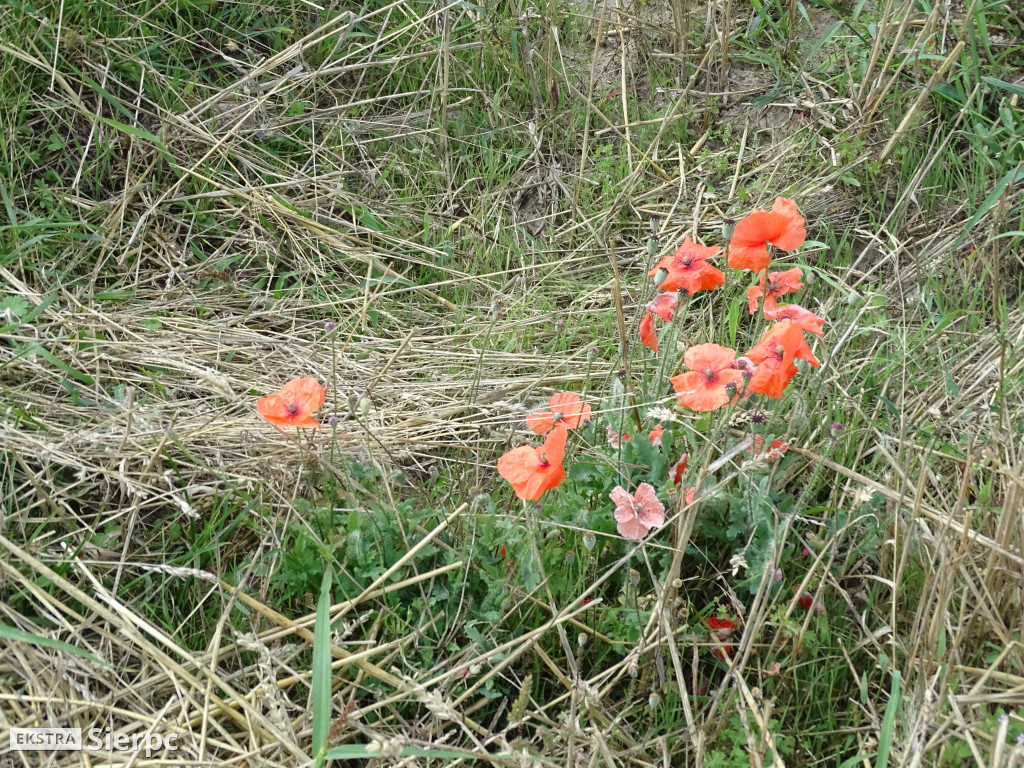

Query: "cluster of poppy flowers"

xmin=640 ymin=198 xmax=826 ymax=412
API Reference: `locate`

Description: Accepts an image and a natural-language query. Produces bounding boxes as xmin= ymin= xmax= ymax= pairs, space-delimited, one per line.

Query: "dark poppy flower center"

xmin=679 ymin=255 xmax=693 ymax=268
xmin=703 ymin=368 xmax=717 ymax=384
xmin=287 ymin=402 xmax=298 ymax=415
xmin=538 ymin=451 xmax=549 ymax=467
xmin=772 ymin=344 xmax=786 ymax=361
xmin=768 ymin=281 xmax=779 ymax=293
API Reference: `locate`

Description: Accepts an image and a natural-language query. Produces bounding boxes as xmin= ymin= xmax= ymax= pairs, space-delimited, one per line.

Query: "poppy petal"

xmin=639 ymin=312 xmax=658 ymax=354
xmin=616 ymin=515 xmax=649 ymax=541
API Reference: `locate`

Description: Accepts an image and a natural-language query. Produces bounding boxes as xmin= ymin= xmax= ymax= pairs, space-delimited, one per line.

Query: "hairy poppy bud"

xmin=359 ymin=397 xmax=371 ymax=419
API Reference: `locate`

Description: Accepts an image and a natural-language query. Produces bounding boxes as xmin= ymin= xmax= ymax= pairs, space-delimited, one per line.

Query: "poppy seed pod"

xmin=721 ymin=218 xmax=736 ymax=240
xmin=565 ymin=550 xmax=576 ymax=565
xmin=646 ymin=238 xmax=658 ymax=258
xmin=629 ymin=569 xmax=640 ymax=587
xmin=577 ymin=632 xmax=588 ymax=648
xmin=359 ymin=397 xmax=371 ymax=419
xmin=654 ymin=267 xmax=669 ymax=287
xmin=583 ymin=531 xmax=597 ymax=551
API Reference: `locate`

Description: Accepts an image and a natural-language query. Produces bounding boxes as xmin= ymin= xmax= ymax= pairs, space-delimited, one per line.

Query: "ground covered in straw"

xmin=1 ymin=0 xmax=1023 ymax=766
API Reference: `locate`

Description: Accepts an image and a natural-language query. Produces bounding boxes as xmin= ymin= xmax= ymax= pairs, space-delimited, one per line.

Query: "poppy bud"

xmin=721 ymin=218 xmax=736 ymax=240
xmin=583 ymin=531 xmax=597 ymax=551
xmin=565 ymin=550 xmax=576 ymax=566
xmin=654 ymin=267 xmax=669 ymax=287
xmin=830 ymin=421 xmax=844 ymax=439
xmin=629 ymin=569 xmax=640 ymax=587
xmin=359 ymin=397 xmax=371 ymax=419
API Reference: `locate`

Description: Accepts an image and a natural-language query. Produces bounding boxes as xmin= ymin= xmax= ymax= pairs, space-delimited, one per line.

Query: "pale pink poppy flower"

xmin=606 ymin=426 xmax=630 ymax=449
xmin=610 ymin=483 xmax=666 ymax=541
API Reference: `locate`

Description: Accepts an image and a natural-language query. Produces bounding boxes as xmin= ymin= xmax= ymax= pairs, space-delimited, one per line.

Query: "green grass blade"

xmin=953 ymin=165 xmax=1024 ymax=248
xmin=875 ymin=669 xmax=901 ymax=768
xmin=325 ymin=745 xmax=474 ymax=759
xmin=0 ymin=624 xmax=111 ymax=667
xmin=311 ymin=563 xmax=333 ymax=761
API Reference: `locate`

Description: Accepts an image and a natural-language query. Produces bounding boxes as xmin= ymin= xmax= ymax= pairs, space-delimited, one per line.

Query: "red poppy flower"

xmin=649 ymin=237 xmax=724 ymax=294
xmin=610 ymin=482 xmax=666 ymax=541
xmin=796 ymin=594 xmax=814 ymax=611
xmin=257 ymin=376 xmax=326 ymax=430
xmin=749 ymin=436 xmax=789 ymax=460
xmin=649 ymin=424 xmax=664 ymax=447
xmin=670 ymin=344 xmax=743 ymax=412
xmin=728 ymin=198 xmax=806 ymax=272
xmin=763 ymin=303 xmax=825 ymax=337
xmin=638 ymin=292 xmax=679 ymax=355
xmin=705 ymin=616 xmax=735 ymax=661
xmin=639 ymin=311 xmax=658 ymax=354
xmin=498 ymin=424 xmax=568 ymax=500
xmin=526 ymin=392 xmax=592 ymax=434
xmin=647 ymin=291 xmax=678 ymax=322
xmin=669 ymin=453 xmax=688 ymax=484
xmin=745 ymin=321 xmax=820 ymax=398
xmin=746 ymin=267 xmax=805 ymax=315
